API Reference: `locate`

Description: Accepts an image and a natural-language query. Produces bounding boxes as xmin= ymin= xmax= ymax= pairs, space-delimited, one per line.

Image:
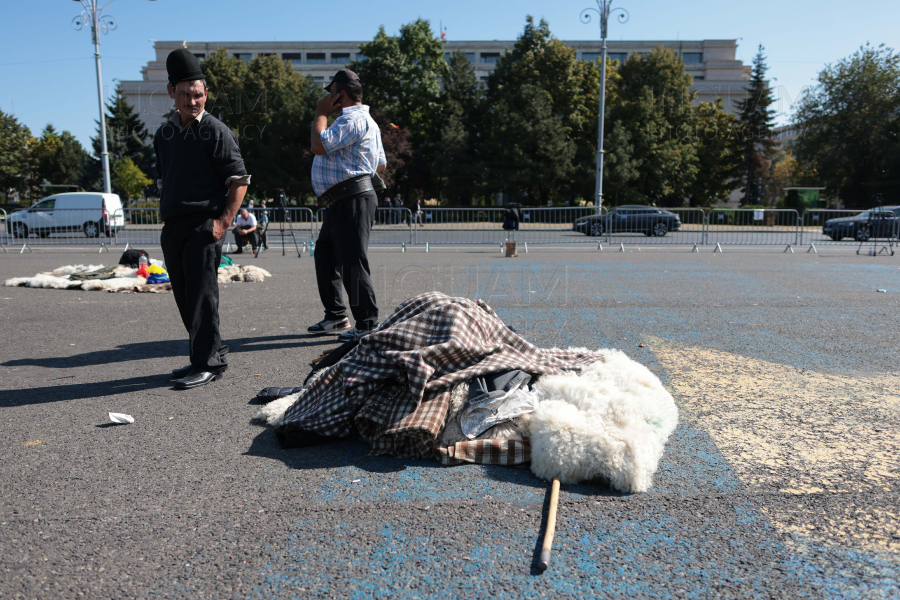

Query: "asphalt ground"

xmin=0 ymin=244 xmax=898 ymax=599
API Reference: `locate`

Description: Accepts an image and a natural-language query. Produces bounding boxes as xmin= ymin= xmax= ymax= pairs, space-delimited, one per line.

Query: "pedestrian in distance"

xmin=232 ymin=207 xmax=259 ymax=254
xmin=154 ymin=49 xmax=251 ymax=390
xmin=259 ymin=200 xmax=270 ymax=250
xmin=307 ymin=69 xmax=387 ymax=343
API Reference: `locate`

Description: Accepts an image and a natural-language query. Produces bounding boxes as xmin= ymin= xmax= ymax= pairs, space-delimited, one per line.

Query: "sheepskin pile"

xmin=4 ymin=263 xmax=272 ymax=291
xmin=257 ymin=350 xmax=677 ymax=493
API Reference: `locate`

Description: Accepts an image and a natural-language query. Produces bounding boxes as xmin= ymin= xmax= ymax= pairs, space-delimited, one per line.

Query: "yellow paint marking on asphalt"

xmin=650 ymin=337 xmax=900 ymax=554
xmin=23 ymin=440 xmax=42 ymax=447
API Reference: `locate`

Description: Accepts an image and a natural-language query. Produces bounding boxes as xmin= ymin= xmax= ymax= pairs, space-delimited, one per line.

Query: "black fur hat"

xmin=166 ymin=49 xmax=204 ymax=86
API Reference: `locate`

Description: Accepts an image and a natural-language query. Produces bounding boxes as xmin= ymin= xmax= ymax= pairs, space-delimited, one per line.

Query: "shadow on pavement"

xmin=2 ymin=334 xmax=335 ymax=370
xmin=244 ymin=428 xmax=620 ymax=498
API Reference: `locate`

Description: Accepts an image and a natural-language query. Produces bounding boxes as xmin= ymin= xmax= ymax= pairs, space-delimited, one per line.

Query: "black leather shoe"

xmin=171 ymin=365 xmax=193 ymax=380
xmin=174 ymin=368 xmax=226 ymax=390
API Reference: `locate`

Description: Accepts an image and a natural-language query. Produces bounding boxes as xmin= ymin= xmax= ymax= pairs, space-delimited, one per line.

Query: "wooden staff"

xmin=538 ymin=478 xmax=561 ymax=571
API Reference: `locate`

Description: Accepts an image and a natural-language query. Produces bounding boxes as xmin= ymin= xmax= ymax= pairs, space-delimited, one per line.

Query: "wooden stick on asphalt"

xmin=538 ymin=478 xmax=561 ymax=571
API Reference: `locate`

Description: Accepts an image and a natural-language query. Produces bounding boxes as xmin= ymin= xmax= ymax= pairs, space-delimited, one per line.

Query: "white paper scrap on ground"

xmin=108 ymin=412 xmax=135 ymax=424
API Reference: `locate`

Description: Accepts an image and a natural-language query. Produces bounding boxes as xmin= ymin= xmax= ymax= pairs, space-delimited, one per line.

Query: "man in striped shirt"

xmin=309 ymin=70 xmax=387 ymax=343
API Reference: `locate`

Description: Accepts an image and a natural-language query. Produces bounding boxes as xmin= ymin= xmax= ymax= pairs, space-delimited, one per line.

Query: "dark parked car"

xmin=573 ymin=205 xmax=682 ymax=237
xmin=822 ymin=206 xmax=900 ymax=241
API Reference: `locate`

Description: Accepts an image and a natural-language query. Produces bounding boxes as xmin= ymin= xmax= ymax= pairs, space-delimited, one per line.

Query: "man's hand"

xmin=212 ymin=217 xmax=229 ymax=242
xmin=316 ymin=92 xmax=341 ymax=117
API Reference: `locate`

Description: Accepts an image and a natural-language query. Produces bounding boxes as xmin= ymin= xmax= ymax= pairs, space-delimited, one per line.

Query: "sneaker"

xmin=337 ymin=327 xmax=376 ymax=343
xmin=307 ymin=318 xmax=352 ymax=335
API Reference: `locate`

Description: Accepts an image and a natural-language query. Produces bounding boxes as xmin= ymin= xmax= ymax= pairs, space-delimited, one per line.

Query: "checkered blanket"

xmin=275 ymin=292 xmax=603 ymax=463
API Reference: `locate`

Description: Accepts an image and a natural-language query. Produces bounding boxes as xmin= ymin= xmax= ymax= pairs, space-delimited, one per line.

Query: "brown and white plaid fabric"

xmin=432 ymin=439 xmax=531 ymax=466
xmin=276 ymin=292 xmax=603 ymax=461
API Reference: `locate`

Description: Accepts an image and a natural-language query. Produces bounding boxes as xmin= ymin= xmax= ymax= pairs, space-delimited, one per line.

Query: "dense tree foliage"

xmin=735 ymin=46 xmax=776 ymax=206
xmin=792 ymin=43 xmax=900 ymax=208
xmin=83 ymin=87 xmax=154 ymax=196
xmin=203 ymin=49 xmax=323 ymax=200
xmin=0 ymin=111 xmax=34 ymax=197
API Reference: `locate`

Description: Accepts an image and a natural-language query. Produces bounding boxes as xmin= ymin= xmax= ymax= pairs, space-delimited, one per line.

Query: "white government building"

xmin=120 ymin=39 xmax=752 ymax=134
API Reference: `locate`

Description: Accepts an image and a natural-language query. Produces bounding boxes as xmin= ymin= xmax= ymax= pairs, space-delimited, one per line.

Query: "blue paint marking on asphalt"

xmin=252 ymin=260 xmax=899 ymax=597
xmin=253 ymin=501 xmax=821 ymax=599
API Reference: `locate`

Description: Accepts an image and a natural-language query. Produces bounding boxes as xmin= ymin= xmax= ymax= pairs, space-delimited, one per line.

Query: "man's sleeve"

xmin=211 ymin=126 xmax=249 ymax=182
xmin=320 ymin=116 xmax=361 ymax=154
xmin=375 ymin=128 xmax=387 ymax=166
xmin=248 ymin=214 xmax=257 ymax=227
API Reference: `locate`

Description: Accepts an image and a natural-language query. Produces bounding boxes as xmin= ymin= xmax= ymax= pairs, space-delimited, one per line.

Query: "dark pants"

xmin=314 ymin=191 xmax=378 ymax=330
xmin=161 ymin=215 xmax=228 ymax=372
xmin=233 ymin=227 xmax=258 ymax=251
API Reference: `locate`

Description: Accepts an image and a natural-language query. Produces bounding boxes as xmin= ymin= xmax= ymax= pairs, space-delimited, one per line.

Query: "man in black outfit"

xmin=154 ymin=49 xmax=250 ymax=390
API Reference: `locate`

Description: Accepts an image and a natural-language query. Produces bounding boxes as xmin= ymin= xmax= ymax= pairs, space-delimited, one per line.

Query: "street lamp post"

xmin=71 ymin=0 xmax=155 ymax=194
xmin=580 ymin=1 xmax=628 ymax=214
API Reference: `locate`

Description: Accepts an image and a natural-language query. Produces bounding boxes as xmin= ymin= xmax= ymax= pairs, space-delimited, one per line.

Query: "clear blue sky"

xmin=2 ymin=0 xmax=898 ymax=152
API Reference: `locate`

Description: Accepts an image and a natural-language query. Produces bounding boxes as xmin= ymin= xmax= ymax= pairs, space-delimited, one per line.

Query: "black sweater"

xmin=154 ymin=113 xmax=247 ymax=222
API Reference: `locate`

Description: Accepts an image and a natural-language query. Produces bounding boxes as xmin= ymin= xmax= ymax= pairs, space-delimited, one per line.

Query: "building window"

xmin=313 ymin=76 xmax=325 ymax=82
xmin=193 ymin=53 xmax=206 ymax=60
xmin=331 ymin=53 xmax=351 ymax=64
xmin=234 ymin=53 xmax=252 ymax=62
xmin=283 ymin=53 xmax=303 ymax=67
xmin=465 ymin=52 xmax=476 ymax=63
xmin=581 ymin=52 xmax=601 ymax=62
xmin=683 ymin=52 xmax=703 ymax=64
xmin=692 ymin=75 xmax=705 ymax=80
xmin=444 ymin=52 xmax=451 ymax=62
xmin=480 ymin=52 xmax=501 ymax=64
xmin=609 ymin=52 xmax=627 ymax=63
xmin=356 ymin=53 xmax=366 ymax=62
xmin=307 ymin=53 xmax=326 ymax=64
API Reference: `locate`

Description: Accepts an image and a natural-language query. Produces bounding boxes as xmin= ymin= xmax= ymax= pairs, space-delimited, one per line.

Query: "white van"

xmin=7 ymin=192 xmax=125 ymax=238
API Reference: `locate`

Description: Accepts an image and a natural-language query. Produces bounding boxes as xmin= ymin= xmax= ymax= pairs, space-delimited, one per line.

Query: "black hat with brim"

xmin=325 ymin=69 xmax=361 ymax=92
xmin=166 ymin=49 xmax=205 ymax=86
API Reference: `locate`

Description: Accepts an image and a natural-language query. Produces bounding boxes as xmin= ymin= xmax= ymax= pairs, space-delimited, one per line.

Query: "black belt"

xmin=318 ymin=175 xmax=374 ymax=209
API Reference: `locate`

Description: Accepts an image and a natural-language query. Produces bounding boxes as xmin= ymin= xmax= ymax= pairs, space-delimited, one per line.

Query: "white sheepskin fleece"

xmin=217 ymin=265 xmax=272 ymax=283
xmin=528 ymin=348 xmax=678 ymax=493
xmin=5 ymin=263 xmax=271 ymax=290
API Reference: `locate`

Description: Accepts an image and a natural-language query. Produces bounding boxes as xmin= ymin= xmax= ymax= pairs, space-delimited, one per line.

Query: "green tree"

xmin=735 ymin=46 xmax=776 ymax=206
xmin=485 ymin=17 xmax=610 ymax=205
xmin=433 ymin=51 xmax=484 ymax=204
xmin=793 ymin=43 xmax=900 ymax=208
xmin=113 ymin=157 xmax=153 ymax=202
xmin=349 ymin=19 xmax=447 ymax=199
xmin=0 ymin=110 xmax=34 ymax=198
xmin=203 ymin=49 xmax=322 ymax=199
xmin=84 ymin=86 xmax=154 ymax=194
xmin=687 ymin=100 xmax=743 ymax=206
xmin=607 ymin=46 xmax=699 ymax=205
xmin=349 ymin=19 xmax=447 ymax=134
xmin=32 ymin=125 xmax=90 ymax=195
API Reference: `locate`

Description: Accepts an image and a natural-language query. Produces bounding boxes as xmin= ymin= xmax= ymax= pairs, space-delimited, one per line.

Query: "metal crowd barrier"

xmin=706 ymin=209 xmax=800 ymax=247
xmin=403 ymin=207 xmax=607 ymax=246
xmin=0 ymin=208 xmax=7 ymax=252
xmin=3 ymin=202 xmax=896 ymax=254
xmin=315 ymin=207 xmax=414 ymax=246
xmin=252 ymin=207 xmax=316 ymax=251
xmin=587 ymin=208 xmax=706 ymax=247
xmin=799 ymin=209 xmax=900 ymax=245
xmin=5 ymin=207 xmax=120 ymax=251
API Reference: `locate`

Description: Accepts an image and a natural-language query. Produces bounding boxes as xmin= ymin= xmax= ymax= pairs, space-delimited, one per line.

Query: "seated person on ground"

xmin=233 ymin=208 xmax=258 ymax=254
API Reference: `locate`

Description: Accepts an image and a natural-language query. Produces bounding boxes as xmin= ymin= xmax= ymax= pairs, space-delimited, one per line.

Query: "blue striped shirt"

xmin=311 ymin=105 xmax=386 ymax=197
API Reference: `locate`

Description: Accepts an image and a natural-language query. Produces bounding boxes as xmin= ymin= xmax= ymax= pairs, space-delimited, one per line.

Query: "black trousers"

xmin=314 ymin=191 xmax=378 ymax=330
xmin=160 ymin=215 xmax=228 ymax=372
xmin=233 ymin=227 xmax=258 ymax=251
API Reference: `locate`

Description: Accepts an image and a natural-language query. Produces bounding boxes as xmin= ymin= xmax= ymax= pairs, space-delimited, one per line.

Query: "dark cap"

xmin=325 ymin=69 xmax=360 ymax=92
xmin=166 ymin=49 xmax=205 ymax=86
